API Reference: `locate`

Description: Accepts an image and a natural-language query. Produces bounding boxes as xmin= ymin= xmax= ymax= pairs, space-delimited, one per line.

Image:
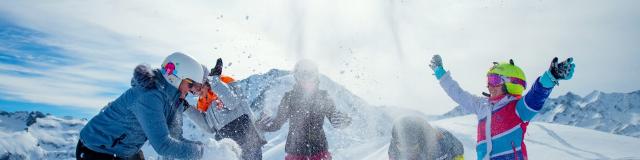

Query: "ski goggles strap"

xmin=508 ymin=76 xmax=527 ymax=88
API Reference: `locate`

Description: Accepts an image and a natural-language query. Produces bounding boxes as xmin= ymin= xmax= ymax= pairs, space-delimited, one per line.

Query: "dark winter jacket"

xmin=79 ymin=65 xmax=203 ymax=159
xmin=257 ymin=86 xmax=351 ymax=155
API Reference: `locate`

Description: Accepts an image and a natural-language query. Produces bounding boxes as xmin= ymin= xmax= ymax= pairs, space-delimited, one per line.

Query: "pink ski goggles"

xmin=487 ymin=74 xmax=526 ymax=87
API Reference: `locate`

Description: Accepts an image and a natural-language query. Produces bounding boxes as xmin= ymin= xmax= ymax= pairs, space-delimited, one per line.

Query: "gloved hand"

xmin=210 ymin=58 xmax=223 ymax=76
xmin=255 ymin=112 xmax=274 ymax=131
xmin=330 ymin=112 xmax=352 ymax=129
xmin=213 ymin=99 xmax=225 ymax=111
xmin=540 ymin=57 xmax=575 ymax=88
xmin=429 ymin=54 xmax=446 ymax=80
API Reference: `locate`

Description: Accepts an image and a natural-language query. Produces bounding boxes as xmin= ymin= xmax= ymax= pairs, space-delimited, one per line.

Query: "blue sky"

xmin=0 ymin=0 xmax=639 ymax=118
xmin=0 ymin=19 xmax=125 ymax=118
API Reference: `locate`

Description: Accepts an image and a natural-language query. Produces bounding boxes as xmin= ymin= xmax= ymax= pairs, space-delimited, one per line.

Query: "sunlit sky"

xmin=1 ymin=0 xmax=639 ymax=118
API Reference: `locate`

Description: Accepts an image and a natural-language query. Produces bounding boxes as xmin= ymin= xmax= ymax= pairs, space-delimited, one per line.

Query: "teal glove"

xmin=429 ymin=54 xmax=446 ymax=79
xmin=540 ymin=57 xmax=575 ymax=88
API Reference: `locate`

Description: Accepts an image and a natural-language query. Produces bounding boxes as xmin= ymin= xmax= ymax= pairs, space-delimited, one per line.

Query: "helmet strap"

xmin=503 ymin=83 xmax=508 ymax=93
xmin=482 ymin=92 xmax=491 ymax=97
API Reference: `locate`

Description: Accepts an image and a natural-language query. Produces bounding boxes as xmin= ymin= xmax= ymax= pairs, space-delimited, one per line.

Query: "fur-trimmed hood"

xmin=131 ymin=64 xmax=157 ymax=89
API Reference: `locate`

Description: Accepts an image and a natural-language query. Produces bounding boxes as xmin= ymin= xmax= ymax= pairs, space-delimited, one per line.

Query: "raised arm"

xmin=429 ymin=55 xmax=485 ymax=115
xmin=516 ymin=57 xmax=575 ymax=122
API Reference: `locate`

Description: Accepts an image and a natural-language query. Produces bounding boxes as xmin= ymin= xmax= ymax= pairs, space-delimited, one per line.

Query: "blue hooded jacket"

xmin=79 ymin=65 xmax=203 ymax=159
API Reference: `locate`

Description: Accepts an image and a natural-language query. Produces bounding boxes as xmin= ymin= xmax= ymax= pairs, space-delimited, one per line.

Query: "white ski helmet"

xmin=201 ymin=64 xmax=211 ymax=85
xmin=161 ymin=52 xmax=204 ymax=89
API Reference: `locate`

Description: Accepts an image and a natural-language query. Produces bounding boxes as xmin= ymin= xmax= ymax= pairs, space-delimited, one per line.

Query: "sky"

xmin=0 ymin=0 xmax=639 ymax=118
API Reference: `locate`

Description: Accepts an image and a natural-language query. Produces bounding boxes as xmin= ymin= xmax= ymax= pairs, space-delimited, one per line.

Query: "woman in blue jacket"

xmin=76 ymin=52 xmax=213 ymax=160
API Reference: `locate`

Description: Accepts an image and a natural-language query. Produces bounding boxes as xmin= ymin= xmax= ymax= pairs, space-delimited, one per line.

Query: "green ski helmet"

xmin=487 ymin=59 xmax=527 ymax=96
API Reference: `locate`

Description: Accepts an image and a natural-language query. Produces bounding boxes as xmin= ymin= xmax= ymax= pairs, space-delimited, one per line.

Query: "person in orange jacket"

xmin=185 ymin=58 xmax=266 ymax=160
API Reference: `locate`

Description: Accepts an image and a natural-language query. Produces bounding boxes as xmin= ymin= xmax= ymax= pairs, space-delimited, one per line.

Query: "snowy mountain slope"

xmin=365 ymin=115 xmax=640 ymax=160
xmin=0 ymin=111 xmax=47 ymax=132
xmin=439 ymin=90 xmax=640 ymax=138
xmin=5 ymin=110 xmax=640 ymax=160
xmin=234 ymin=69 xmax=370 ymax=119
xmin=0 ymin=110 xmax=241 ymax=160
xmin=2 ymin=69 xmax=640 ymax=159
xmin=535 ymin=90 xmax=640 ymax=138
xmin=0 ymin=111 xmax=85 ymax=160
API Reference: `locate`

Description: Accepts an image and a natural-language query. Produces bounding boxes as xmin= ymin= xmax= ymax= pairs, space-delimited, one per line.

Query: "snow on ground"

xmin=5 ymin=110 xmax=640 ymax=160
xmin=364 ymin=115 xmax=640 ymax=160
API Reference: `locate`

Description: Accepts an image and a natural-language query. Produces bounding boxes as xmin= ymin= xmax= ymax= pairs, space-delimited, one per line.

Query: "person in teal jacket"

xmin=429 ymin=55 xmax=575 ymax=160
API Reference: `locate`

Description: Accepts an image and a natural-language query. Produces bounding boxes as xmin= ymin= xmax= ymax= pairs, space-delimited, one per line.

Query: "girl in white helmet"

xmin=77 ymin=52 xmax=223 ymax=160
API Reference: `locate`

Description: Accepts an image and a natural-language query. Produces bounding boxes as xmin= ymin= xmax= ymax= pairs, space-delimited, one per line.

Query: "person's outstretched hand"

xmin=429 ymin=54 xmax=446 ymax=80
xmin=541 ymin=57 xmax=575 ymax=87
xmin=255 ymin=112 xmax=273 ymax=131
xmin=330 ymin=112 xmax=351 ymax=129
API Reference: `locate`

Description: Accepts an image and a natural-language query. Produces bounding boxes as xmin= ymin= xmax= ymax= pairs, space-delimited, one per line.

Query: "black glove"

xmin=210 ymin=58 xmax=223 ymax=76
xmin=549 ymin=57 xmax=575 ymax=80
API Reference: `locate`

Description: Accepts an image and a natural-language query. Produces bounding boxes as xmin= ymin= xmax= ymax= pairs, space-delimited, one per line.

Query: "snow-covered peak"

xmin=536 ymin=90 xmax=640 ymax=138
xmin=584 ymin=90 xmax=602 ymax=101
xmin=232 ymin=68 xmax=370 ymax=114
xmin=0 ymin=110 xmax=85 ymax=159
xmin=0 ymin=111 xmax=48 ymax=131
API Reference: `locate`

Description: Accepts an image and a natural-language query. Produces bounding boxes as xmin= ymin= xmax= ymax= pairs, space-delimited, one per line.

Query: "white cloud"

xmin=0 ymin=0 xmax=638 ymax=114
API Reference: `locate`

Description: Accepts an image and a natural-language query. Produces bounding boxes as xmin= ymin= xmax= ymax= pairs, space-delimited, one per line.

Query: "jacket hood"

xmin=131 ymin=64 xmax=157 ymax=90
